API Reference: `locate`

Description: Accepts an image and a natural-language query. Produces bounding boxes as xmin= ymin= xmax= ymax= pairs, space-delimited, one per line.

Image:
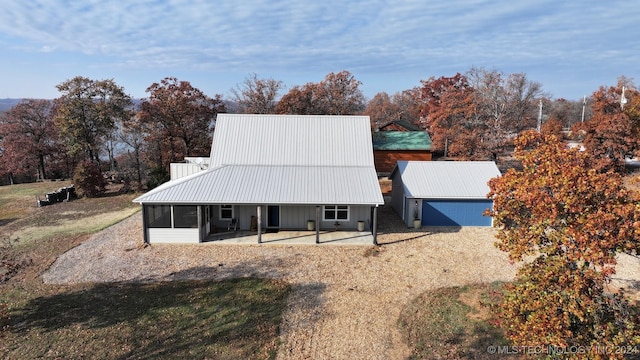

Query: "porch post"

xmin=315 ymin=206 xmax=320 ymax=244
xmin=197 ymin=205 xmax=202 ymax=243
xmin=257 ymin=205 xmax=262 ymax=244
xmin=141 ymin=205 xmax=149 ymax=245
xmin=372 ymin=205 xmax=378 ymax=246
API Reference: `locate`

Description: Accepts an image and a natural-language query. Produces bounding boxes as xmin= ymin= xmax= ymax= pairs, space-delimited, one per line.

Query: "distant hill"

xmin=0 ymin=98 xmax=23 ymax=113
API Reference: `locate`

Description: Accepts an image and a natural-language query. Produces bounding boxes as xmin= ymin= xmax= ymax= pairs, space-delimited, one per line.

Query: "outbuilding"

xmin=390 ymin=161 xmax=500 ymax=227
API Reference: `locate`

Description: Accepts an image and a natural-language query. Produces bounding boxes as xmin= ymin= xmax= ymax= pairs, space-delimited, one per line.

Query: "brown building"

xmin=372 ymin=131 xmax=432 ymax=174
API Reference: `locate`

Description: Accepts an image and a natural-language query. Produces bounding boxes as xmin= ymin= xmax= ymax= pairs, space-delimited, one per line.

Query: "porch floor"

xmin=204 ymin=230 xmax=374 ymax=245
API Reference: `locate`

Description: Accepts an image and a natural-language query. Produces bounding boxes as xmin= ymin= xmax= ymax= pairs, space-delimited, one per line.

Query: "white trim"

xmin=219 ymin=204 xmax=234 ymax=220
xmin=322 ymin=205 xmax=350 ymax=221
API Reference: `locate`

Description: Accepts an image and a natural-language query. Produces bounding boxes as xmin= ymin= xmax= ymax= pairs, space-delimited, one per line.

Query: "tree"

xmin=0 ymin=99 xmax=62 ymax=181
xmin=54 ymin=76 xmax=132 ymax=163
xmin=582 ymin=79 xmax=640 ymax=172
xmin=363 ymin=88 xmax=421 ymax=130
xmin=231 ymin=73 xmax=283 ymax=114
xmin=418 ymin=73 xmax=482 ymax=158
xmin=276 ymin=70 xmax=365 ymax=115
xmin=466 ymin=67 xmax=544 ymax=155
xmin=487 ymin=131 xmax=640 ymax=356
xmin=139 ymin=77 xmax=225 ymax=172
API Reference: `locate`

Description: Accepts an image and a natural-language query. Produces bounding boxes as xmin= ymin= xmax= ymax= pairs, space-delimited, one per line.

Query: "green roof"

xmin=372 ymin=131 xmax=432 ymax=151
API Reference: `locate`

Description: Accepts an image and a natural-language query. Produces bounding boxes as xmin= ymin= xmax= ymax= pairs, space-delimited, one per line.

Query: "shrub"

xmin=73 ymin=160 xmax=107 ymax=198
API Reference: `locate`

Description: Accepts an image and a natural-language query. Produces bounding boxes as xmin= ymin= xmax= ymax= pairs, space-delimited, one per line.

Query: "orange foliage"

xmin=487 ymin=131 xmax=640 ymax=356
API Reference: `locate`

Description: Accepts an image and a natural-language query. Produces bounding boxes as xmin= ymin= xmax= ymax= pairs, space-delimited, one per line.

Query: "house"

xmin=372 ymin=131 xmax=432 ymax=174
xmin=390 ymin=161 xmax=500 ymax=227
xmin=133 ymin=114 xmax=385 ymax=244
xmin=376 ymin=120 xmax=421 ymax=132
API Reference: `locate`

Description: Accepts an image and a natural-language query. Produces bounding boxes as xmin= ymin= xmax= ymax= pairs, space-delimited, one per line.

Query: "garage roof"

xmin=391 ymin=161 xmax=500 ymax=199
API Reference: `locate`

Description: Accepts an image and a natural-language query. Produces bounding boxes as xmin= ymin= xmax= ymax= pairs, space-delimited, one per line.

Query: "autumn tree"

xmin=487 ymin=131 xmax=640 ymax=356
xmin=231 ymin=73 xmax=283 ymax=114
xmin=363 ymin=88 xmax=421 ymax=130
xmin=466 ymin=67 xmax=544 ymax=154
xmin=582 ymin=79 xmax=640 ymax=172
xmin=418 ymin=73 xmax=482 ymax=158
xmin=276 ymin=70 xmax=365 ymax=115
xmin=0 ymin=99 xmax=62 ymax=182
xmin=139 ymin=77 xmax=225 ymax=176
xmin=55 ymin=76 xmax=132 ymax=163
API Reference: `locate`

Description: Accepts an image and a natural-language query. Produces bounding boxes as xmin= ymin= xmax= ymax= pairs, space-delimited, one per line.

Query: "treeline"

xmin=0 ymin=68 xmax=637 ymax=193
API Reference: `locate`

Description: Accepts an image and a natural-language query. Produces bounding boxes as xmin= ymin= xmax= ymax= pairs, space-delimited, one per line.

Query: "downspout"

xmin=372 ymin=204 xmax=378 ymax=246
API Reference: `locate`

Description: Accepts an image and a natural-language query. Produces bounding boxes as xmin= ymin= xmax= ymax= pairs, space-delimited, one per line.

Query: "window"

xmin=146 ymin=205 xmax=171 ymax=228
xmin=219 ymin=205 xmax=234 ymax=220
xmin=323 ymin=205 xmax=349 ymax=221
xmin=173 ymin=205 xmax=198 ymax=228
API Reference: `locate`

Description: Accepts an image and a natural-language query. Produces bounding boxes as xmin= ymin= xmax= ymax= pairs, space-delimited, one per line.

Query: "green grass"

xmin=398 ymin=283 xmax=519 ymax=360
xmin=2 ymin=278 xmax=291 ymax=359
xmin=0 ymin=182 xmax=294 ymax=360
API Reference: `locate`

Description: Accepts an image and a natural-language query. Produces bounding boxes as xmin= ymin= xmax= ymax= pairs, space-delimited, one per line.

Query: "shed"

xmin=372 ymin=131 xmax=432 ymax=174
xmin=390 ymin=161 xmax=500 ymax=227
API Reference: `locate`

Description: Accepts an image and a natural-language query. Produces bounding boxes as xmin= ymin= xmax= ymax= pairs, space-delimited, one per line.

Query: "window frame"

xmin=322 ymin=205 xmax=350 ymax=221
xmin=219 ymin=204 xmax=234 ymax=220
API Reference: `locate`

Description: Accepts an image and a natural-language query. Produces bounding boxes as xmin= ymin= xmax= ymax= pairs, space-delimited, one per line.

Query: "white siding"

xmin=148 ymin=228 xmax=200 ymax=244
xmin=170 ymin=163 xmax=203 ymax=180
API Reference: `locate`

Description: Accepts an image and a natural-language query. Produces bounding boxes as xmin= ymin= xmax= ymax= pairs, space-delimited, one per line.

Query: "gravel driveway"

xmin=42 ymin=203 xmax=640 ymax=359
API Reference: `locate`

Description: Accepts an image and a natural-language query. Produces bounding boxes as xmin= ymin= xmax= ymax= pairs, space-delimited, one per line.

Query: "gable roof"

xmin=372 ymin=131 xmax=432 ymax=151
xmin=377 ymin=120 xmax=421 ymax=131
xmin=210 ymin=114 xmax=374 ymax=167
xmin=391 ymin=161 xmax=500 ymax=199
xmin=135 ymin=114 xmax=384 ymax=205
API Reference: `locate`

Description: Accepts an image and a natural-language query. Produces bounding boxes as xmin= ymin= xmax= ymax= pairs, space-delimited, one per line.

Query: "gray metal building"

xmin=134 ymin=114 xmax=384 ymax=244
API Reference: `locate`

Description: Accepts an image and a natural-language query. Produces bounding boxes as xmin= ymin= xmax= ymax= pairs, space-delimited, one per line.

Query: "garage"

xmin=390 ymin=161 xmax=501 ymax=228
xmin=422 ymin=199 xmax=494 ymax=226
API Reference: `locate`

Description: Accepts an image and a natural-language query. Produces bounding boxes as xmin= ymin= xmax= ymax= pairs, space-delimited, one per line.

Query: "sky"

xmin=0 ymin=0 xmax=637 ymax=101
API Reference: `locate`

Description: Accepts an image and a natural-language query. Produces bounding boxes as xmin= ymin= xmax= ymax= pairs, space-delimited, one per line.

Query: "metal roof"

xmin=372 ymin=131 xmax=432 ymax=151
xmin=210 ymin=114 xmax=374 ymax=167
xmin=134 ymin=165 xmax=383 ymax=205
xmin=391 ymin=161 xmax=500 ymax=199
xmin=135 ymin=114 xmax=384 ymax=205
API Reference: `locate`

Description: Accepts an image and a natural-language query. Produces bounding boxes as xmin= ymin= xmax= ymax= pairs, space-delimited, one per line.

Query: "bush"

xmin=73 ymin=160 xmax=107 ymax=198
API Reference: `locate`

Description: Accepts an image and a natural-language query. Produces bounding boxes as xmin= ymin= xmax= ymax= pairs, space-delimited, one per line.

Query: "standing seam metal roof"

xmin=134 ymin=114 xmax=384 ymax=205
xmin=392 ymin=161 xmax=500 ymax=199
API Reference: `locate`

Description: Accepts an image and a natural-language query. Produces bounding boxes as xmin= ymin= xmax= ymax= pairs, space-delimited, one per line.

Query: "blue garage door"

xmin=422 ymin=199 xmax=493 ymax=226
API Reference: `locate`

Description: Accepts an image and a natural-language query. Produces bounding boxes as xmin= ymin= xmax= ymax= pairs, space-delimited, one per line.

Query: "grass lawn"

xmin=398 ymin=283 xmax=526 ymax=360
xmin=0 ymin=182 xmax=292 ymax=359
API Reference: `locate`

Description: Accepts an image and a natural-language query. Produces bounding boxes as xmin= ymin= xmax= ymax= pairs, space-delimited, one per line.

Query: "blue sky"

xmin=0 ymin=0 xmax=637 ymax=101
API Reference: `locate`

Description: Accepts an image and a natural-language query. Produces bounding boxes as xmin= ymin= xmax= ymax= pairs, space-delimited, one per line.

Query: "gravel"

xmin=42 ymin=202 xmax=639 ymax=359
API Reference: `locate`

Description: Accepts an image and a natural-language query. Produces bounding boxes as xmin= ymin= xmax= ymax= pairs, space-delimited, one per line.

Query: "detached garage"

xmin=390 ymin=161 xmax=501 ymax=227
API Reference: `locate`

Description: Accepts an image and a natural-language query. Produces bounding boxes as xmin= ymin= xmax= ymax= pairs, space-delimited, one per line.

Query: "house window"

xmin=146 ymin=205 xmax=172 ymax=228
xmin=219 ymin=205 xmax=234 ymax=220
xmin=173 ymin=205 xmax=198 ymax=228
xmin=323 ymin=205 xmax=349 ymax=221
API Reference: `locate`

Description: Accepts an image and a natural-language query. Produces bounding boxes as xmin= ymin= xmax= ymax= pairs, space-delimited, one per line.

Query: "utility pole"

xmin=581 ymin=96 xmax=586 ymax=123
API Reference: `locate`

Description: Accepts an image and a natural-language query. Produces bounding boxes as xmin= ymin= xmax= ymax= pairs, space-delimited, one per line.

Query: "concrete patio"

xmin=204 ymin=230 xmax=375 ymax=245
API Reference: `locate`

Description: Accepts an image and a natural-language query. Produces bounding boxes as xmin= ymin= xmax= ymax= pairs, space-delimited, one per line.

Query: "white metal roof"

xmin=134 ymin=165 xmax=383 ymax=205
xmin=391 ymin=161 xmax=500 ymax=199
xmin=210 ymin=114 xmax=375 ymax=167
xmin=134 ymin=114 xmax=384 ymax=205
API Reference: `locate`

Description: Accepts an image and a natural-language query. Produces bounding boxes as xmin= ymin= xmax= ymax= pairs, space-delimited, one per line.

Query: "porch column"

xmin=197 ymin=205 xmax=202 ymax=243
xmin=315 ymin=206 xmax=320 ymax=244
xmin=141 ymin=205 xmax=149 ymax=245
xmin=372 ymin=205 xmax=378 ymax=246
xmin=257 ymin=205 xmax=262 ymax=244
